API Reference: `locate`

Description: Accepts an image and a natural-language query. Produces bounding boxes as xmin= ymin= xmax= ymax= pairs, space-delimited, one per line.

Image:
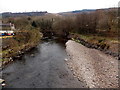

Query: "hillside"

xmin=58 ymin=8 xmax=117 ymax=16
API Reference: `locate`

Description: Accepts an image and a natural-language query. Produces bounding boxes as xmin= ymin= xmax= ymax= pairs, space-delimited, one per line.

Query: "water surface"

xmin=3 ymin=39 xmax=85 ymax=88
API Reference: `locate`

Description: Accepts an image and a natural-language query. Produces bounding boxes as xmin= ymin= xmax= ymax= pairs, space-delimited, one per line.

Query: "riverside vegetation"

xmin=1 ymin=8 xmax=119 ymax=65
xmin=2 ymin=29 xmax=42 ymax=65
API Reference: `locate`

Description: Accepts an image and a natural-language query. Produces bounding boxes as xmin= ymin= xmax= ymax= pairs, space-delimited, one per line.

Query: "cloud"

xmin=0 ymin=0 xmax=119 ymax=13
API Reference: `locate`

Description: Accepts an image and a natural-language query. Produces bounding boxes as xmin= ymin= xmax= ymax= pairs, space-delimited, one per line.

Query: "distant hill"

xmin=58 ymin=9 xmax=96 ymax=16
xmin=2 ymin=11 xmax=48 ymax=18
xmin=58 ymin=8 xmax=117 ymax=16
xmin=70 ymin=9 xmax=96 ymax=13
xmin=1 ymin=8 xmax=117 ymax=18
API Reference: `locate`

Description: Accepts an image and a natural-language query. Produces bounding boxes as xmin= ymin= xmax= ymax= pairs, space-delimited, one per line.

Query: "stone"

xmin=31 ymin=54 xmax=35 ymax=57
xmin=64 ymin=58 xmax=68 ymax=61
xmin=1 ymin=83 xmax=6 ymax=86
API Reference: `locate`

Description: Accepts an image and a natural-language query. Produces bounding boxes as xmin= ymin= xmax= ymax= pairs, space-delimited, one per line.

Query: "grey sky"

xmin=0 ymin=0 xmax=119 ymax=13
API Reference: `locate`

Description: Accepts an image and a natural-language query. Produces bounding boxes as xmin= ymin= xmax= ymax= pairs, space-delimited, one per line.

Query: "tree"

xmin=32 ymin=21 xmax=37 ymax=27
xmin=76 ymin=12 xmax=98 ymax=34
xmin=52 ymin=17 xmax=75 ymax=36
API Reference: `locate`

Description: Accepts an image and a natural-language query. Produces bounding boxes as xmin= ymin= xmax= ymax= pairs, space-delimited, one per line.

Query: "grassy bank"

xmin=70 ymin=33 xmax=119 ymax=56
xmin=1 ymin=29 xmax=43 ymax=65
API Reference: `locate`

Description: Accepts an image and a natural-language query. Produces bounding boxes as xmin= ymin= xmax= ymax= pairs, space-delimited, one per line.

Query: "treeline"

xmin=52 ymin=8 xmax=118 ymax=37
xmin=2 ymin=11 xmax=47 ymax=18
xmin=3 ymin=8 xmax=118 ymax=37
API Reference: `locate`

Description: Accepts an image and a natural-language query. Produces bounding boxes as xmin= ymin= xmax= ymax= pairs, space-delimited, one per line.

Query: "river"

xmin=2 ymin=38 xmax=85 ymax=88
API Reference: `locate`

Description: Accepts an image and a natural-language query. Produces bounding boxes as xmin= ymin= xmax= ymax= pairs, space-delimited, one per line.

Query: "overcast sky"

xmin=0 ymin=0 xmax=119 ymax=13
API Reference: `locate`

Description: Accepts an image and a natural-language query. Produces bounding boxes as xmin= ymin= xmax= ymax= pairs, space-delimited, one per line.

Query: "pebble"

xmin=64 ymin=58 xmax=68 ymax=61
xmin=0 ymin=79 xmax=5 ymax=86
xmin=31 ymin=54 xmax=35 ymax=57
xmin=1 ymin=83 xmax=6 ymax=86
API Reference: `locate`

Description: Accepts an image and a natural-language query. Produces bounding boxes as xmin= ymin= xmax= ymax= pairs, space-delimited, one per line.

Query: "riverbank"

xmin=68 ymin=33 xmax=119 ymax=60
xmin=66 ymin=40 xmax=118 ymax=88
xmin=2 ymin=39 xmax=86 ymax=88
xmin=1 ymin=30 xmax=43 ymax=66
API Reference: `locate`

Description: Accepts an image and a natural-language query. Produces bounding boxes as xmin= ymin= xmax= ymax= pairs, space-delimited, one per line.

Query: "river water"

xmin=2 ymin=38 xmax=85 ymax=88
